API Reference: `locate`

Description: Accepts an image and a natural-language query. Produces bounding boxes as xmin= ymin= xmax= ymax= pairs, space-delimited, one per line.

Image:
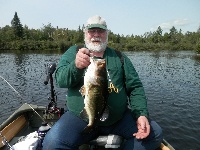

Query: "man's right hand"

xmin=75 ymin=48 xmax=91 ymax=69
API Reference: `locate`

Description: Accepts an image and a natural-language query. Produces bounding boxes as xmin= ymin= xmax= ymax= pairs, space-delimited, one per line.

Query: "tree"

xmin=11 ymin=12 xmax=24 ymax=39
xmin=169 ymin=26 xmax=178 ymax=44
xmin=156 ymin=26 xmax=163 ymax=36
xmin=41 ymin=23 xmax=55 ymax=40
xmin=169 ymin=26 xmax=178 ymax=35
xmin=152 ymin=26 xmax=163 ymax=43
xmin=197 ymin=25 xmax=200 ymax=33
xmin=74 ymin=25 xmax=84 ymax=44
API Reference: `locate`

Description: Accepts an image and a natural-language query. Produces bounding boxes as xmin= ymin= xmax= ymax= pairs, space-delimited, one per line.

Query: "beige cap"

xmin=85 ymin=15 xmax=107 ymax=30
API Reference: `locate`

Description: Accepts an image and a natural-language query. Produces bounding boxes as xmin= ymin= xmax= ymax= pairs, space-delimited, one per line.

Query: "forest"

xmin=0 ymin=12 xmax=200 ymax=53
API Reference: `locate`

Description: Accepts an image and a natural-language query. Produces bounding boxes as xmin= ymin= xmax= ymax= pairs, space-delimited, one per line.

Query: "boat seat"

xmin=89 ymin=134 xmax=123 ymax=149
xmin=80 ymin=135 xmax=170 ymax=150
xmin=0 ymin=115 xmax=27 ymax=148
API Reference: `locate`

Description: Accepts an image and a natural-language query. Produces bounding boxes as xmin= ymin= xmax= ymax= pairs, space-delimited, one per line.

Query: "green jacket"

xmin=55 ymin=45 xmax=149 ymax=126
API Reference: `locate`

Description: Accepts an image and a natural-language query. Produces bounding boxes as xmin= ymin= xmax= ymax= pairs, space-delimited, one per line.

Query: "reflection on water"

xmin=0 ymin=50 xmax=200 ymax=150
xmin=126 ymin=50 xmax=200 ymax=150
xmin=0 ymin=51 xmax=67 ymax=123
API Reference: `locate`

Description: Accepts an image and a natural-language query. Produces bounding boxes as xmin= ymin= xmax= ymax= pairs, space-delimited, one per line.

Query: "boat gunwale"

xmin=0 ymin=103 xmax=45 ymax=131
xmin=0 ymin=103 xmax=175 ymax=150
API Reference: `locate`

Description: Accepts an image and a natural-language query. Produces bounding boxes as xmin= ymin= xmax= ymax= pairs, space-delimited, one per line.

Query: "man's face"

xmin=84 ymin=28 xmax=108 ymax=52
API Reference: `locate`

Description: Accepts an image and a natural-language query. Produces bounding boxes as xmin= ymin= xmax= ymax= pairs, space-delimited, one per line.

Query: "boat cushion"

xmin=0 ymin=115 xmax=27 ymax=148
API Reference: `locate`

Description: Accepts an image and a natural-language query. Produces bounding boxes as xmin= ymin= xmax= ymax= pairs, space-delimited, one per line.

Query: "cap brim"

xmin=86 ymin=24 xmax=107 ymax=30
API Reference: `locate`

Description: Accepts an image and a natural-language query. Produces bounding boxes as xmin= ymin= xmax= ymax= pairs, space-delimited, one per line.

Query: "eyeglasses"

xmin=87 ymin=29 xmax=106 ymax=34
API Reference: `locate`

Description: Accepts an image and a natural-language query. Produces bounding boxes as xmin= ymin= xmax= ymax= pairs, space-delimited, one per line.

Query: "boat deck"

xmin=0 ymin=104 xmax=175 ymax=150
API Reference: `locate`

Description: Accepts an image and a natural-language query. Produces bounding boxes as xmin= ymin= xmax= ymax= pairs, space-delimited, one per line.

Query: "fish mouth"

xmin=92 ymin=56 xmax=105 ymax=60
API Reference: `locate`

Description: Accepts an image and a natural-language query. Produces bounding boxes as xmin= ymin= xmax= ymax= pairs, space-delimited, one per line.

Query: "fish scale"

xmin=80 ymin=57 xmax=108 ymax=134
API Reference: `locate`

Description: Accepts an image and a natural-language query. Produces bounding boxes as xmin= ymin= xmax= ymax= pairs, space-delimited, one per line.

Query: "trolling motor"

xmin=44 ymin=62 xmax=64 ymax=117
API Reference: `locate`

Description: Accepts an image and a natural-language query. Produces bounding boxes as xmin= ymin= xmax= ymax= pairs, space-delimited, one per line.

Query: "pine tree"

xmin=197 ymin=25 xmax=200 ymax=33
xmin=11 ymin=12 xmax=24 ymax=39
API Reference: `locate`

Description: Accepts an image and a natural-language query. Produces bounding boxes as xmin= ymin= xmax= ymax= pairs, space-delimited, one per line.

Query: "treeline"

xmin=0 ymin=12 xmax=200 ymax=53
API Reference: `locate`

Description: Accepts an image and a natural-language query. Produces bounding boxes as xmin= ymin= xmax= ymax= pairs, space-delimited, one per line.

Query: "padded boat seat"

xmin=0 ymin=115 xmax=27 ymax=148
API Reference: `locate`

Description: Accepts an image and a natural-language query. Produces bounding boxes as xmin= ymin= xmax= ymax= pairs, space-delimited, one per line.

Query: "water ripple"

xmin=1 ymin=50 xmax=200 ymax=150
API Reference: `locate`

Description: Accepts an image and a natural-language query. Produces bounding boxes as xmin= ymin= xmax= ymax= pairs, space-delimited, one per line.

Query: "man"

xmin=43 ymin=15 xmax=163 ymax=150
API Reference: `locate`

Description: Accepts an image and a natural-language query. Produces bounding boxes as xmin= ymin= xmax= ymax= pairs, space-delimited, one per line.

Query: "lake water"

xmin=0 ymin=50 xmax=200 ymax=150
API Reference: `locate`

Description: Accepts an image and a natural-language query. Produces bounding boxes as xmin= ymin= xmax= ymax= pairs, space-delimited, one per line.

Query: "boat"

xmin=0 ymin=103 xmax=175 ymax=150
xmin=0 ymin=64 xmax=175 ymax=150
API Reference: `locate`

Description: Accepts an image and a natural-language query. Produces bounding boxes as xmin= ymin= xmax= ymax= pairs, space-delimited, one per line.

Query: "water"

xmin=0 ymin=50 xmax=200 ymax=150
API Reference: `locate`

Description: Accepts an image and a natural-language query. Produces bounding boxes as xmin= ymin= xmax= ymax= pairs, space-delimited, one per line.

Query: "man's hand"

xmin=133 ymin=116 xmax=150 ymax=139
xmin=75 ymin=48 xmax=91 ymax=69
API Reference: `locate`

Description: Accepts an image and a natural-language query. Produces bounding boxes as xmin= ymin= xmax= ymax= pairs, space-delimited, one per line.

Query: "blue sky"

xmin=0 ymin=0 xmax=200 ymax=36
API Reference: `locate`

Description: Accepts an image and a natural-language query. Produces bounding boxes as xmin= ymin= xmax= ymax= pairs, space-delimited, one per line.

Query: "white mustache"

xmin=91 ymin=38 xmax=102 ymax=42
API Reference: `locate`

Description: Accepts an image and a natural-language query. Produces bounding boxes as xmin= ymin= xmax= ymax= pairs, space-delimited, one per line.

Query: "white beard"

xmin=84 ymin=36 xmax=108 ymax=52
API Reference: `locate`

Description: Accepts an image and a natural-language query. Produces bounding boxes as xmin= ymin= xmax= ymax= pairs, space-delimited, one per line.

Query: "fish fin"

xmin=79 ymin=86 xmax=85 ymax=97
xmin=82 ymin=125 xmax=94 ymax=134
xmin=100 ymin=106 xmax=109 ymax=122
xmin=80 ymin=108 xmax=88 ymax=120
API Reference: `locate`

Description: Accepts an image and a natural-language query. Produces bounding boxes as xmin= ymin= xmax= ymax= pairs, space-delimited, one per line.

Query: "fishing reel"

xmin=44 ymin=62 xmax=64 ymax=118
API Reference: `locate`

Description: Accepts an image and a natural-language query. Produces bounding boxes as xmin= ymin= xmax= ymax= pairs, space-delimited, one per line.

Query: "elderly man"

xmin=43 ymin=15 xmax=163 ymax=150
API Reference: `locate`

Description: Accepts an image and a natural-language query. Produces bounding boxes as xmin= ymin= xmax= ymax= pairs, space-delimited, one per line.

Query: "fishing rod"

xmin=0 ymin=62 xmax=65 ymax=149
xmin=0 ymin=63 xmax=63 ymax=123
xmin=0 ymin=131 xmax=13 ymax=150
xmin=0 ymin=75 xmax=47 ymax=124
xmin=0 ymin=75 xmax=47 ymax=149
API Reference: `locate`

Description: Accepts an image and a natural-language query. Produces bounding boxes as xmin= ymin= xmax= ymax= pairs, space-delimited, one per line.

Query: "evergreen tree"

xmin=169 ymin=26 xmax=178 ymax=44
xmin=11 ymin=12 xmax=24 ymax=39
xmin=75 ymin=25 xmax=84 ymax=44
xmin=197 ymin=25 xmax=200 ymax=33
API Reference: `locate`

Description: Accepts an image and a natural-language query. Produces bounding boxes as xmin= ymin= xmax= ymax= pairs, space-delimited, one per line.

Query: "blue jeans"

xmin=43 ymin=110 xmax=163 ymax=150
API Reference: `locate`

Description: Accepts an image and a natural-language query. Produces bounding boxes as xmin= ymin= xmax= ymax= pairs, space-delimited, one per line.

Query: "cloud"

xmin=151 ymin=19 xmax=190 ymax=32
xmin=172 ymin=19 xmax=189 ymax=26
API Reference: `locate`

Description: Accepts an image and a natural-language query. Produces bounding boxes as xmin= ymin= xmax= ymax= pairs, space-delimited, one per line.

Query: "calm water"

xmin=0 ymin=50 xmax=200 ymax=150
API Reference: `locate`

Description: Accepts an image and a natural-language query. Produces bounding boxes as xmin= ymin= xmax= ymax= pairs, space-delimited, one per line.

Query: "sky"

xmin=0 ymin=0 xmax=200 ymax=36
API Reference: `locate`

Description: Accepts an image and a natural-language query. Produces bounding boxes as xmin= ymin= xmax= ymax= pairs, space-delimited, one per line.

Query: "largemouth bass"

xmin=80 ymin=57 xmax=108 ymax=133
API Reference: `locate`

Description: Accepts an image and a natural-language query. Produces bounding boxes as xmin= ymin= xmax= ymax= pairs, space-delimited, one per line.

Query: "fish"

xmin=79 ymin=57 xmax=108 ymax=134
